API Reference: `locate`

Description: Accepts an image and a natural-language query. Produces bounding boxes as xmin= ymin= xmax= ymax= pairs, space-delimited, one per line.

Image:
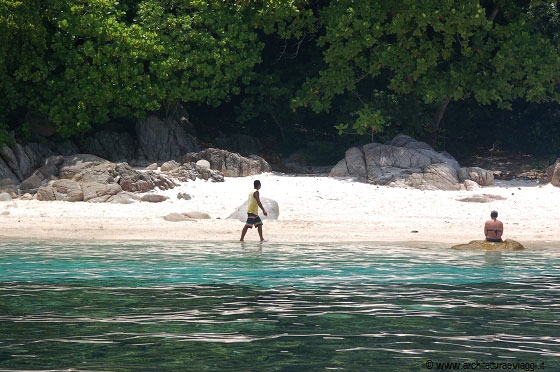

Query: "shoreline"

xmin=1 ymin=173 xmax=559 ymax=247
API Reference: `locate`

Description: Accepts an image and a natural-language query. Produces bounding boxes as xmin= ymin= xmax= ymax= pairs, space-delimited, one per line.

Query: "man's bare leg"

xmin=240 ymin=226 xmax=250 ymax=241
xmin=257 ymin=225 xmax=264 ymax=241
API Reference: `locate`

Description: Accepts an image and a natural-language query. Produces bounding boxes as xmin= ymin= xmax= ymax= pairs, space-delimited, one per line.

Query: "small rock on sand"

xmin=163 ymin=213 xmax=195 ymax=222
xmin=141 ymin=194 xmax=169 ymax=203
xmin=183 ymin=211 xmax=211 ymax=219
xmin=0 ymin=192 xmax=12 ymax=201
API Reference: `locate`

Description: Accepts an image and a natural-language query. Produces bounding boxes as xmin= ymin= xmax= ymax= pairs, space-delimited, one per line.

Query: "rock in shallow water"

xmin=451 ymin=239 xmax=525 ymax=250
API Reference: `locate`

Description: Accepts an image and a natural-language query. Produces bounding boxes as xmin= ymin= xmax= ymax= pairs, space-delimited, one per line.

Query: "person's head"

xmin=254 ymin=180 xmax=261 ymax=190
xmin=490 ymin=210 xmax=498 ymax=219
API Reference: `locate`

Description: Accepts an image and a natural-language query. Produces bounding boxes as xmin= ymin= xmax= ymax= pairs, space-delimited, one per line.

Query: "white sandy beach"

xmin=0 ymin=173 xmax=559 ymax=245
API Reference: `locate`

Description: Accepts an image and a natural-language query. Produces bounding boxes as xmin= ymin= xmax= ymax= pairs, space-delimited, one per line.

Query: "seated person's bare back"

xmin=484 ymin=210 xmax=503 ymax=242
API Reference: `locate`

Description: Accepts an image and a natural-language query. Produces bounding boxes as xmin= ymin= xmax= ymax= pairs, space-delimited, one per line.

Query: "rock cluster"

xmin=0 ymin=146 xmax=270 ymax=203
xmin=330 ymin=134 xmax=494 ymax=190
xmin=184 ymin=148 xmax=271 ymax=177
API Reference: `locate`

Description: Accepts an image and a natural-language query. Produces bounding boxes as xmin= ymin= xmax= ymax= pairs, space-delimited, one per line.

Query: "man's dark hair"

xmin=491 ymin=210 xmax=498 ymax=218
xmin=254 ymin=180 xmax=261 ymax=188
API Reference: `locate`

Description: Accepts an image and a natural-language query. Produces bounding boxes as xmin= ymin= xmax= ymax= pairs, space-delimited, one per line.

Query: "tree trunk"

xmin=431 ymin=98 xmax=450 ymax=147
xmin=268 ymin=108 xmax=286 ymax=142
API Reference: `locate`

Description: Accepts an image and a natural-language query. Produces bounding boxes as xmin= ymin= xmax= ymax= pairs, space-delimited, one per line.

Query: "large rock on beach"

xmin=458 ymin=167 xmax=494 ymax=186
xmin=106 ymin=192 xmax=140 ymax=204
xmin=36 ymin=185 xmax=56 ymax=201
xmin=546 ymin=159 xmax=560 ymax=187
xmin=228 ymin=197 xmax=279 ymax=222
xmin=0 ymin=178 xmax=17 ymax=196
xmin=457 ymin=194 xmax=506 ymax=203
xmin=136 ymin=115 xmax=199 ymax=161
xmin=140 ymin=194 xmax=168 ymax=203
xmin=59 ymin=154 xmax=108 ymax=180
xmin=160 ymin=160 xmax=180 ymax=172
xmin=163 ymin=213 xmax=195 ymax=222
xmin=183 ymin=148 xmax=271 ymax=177
xmin=82 ymin=182 xmax=122 ymax=202
xmin=451 ymin=239 xmax=525 ymax=250
xmin=330 ymin=134 xmax=491 ymax=190
xmin=52 ymin=179 xmax=83 ymax=202
xmin=406 ymin=163 xmax=461 ymax=191
xmin=0 ymin=156 xmax=18 ymax=183
xmin=0 ymin=192 xmax=12 ymax=201
xmin=183 ymin=211 xmax=211 ymax=219
xmin=0 ymin=142 xmax=53 ymax=182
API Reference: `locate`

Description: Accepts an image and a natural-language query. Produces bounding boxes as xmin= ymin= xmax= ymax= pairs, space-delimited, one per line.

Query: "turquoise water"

xmin=0 ymin=241 xmax=559 ymax=371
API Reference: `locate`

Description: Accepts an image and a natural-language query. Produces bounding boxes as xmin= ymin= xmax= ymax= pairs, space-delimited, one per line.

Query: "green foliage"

xmin=293 ymin=1 xmax=560 ymax=136
xmin=1 ymin=0 xmax=303 ymax=138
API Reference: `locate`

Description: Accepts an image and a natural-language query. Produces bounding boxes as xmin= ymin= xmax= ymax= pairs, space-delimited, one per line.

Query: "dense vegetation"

xmin=1 ymin=0 xmax=560 ymax=162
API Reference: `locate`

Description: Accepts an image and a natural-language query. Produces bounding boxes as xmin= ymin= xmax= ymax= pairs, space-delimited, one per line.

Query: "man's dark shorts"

xmin=245 ymin=213 xmax=263 ymax=228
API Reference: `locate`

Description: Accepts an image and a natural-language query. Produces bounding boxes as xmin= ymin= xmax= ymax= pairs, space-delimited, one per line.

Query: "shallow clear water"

xmin=0 ymin=241 xmax=559 ymax=372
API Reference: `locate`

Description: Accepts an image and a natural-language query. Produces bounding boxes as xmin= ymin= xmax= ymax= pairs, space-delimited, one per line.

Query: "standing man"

xmin=240 ymin=180 xmax=268 ymax=242
xmin=484 ymin=210 xmax=504 ymax=242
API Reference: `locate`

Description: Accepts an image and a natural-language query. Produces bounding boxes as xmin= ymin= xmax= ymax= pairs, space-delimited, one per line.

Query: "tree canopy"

xmin=1 ymin=0 xmax=560 ymax=159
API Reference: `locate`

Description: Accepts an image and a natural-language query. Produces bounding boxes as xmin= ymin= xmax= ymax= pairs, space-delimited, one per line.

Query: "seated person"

xmin=484 ymin=210 xmax=503 ymax=242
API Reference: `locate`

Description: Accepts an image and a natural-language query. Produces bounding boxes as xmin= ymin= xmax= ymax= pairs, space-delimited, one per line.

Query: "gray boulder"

xmin=59 ymin=154 xmax=108 ymax=180
xmin=164 ymin=213 xmax=194 ymax=222
xmin=458 ymin=167 xmax=494 ymax=186
xmin=463 ymin=179 xmax=481 ymax=191
xmin=549 ymin=159 xmax=560 ymax=187
xmin=0 ymin=192 xmax=12 ymax=201
xmin=145 ymin=163 xmax=158 ymax=171
xmin=457 ymin=194 xmax=506 ymax=203
xmin=19 ymin=173 xmax=43 ymax=192
xmin=0 ymin=178 xmax=18 ymax=196
xmin=184 ymin=148 xmax=271 ymax=177
xmin=161 ymin=160 xmax=180 ymax=172
xmin=36 ymin=185 xmax=56 ymax=201
xmin=0 ymin=145 xmax=20 ymax=178
xmin=196 ymin=159 xmax=210 ymax=170
xmin=330 ymin=134 xmax=479 ymax=190
xmin=140 ymin=194 xmax=168 ymax=203
xmin=0 ymin=143 xmax=52 ymax=181
xmin=38 ymin=155 xmax=63 ymax=178
xmin=136 ymin=115 xmax=199 ymax=161
xmin=0 ymin=156 xmax=17 ymax=183
xmin=345 ymin=147 xmax=367 ymax=180
xmin=106 ymin=192 xmax=139 ymax=204
xmin=82 ymin=182 xmax=122 ymax=202
xmin=20 ymin=193 xmax=33 ymax=200
xmin=406 ymin=163 xmax=460 ymax=191
xmin=177 ymin=192 xmax=192 ymax=200
xmin=183 ymin=211 xmax=211 ymax=219
xmin=87 ymin=195 xmax=112 ymax=203
xmin=228 ymin=197 xmax=279 ymax=222
xmin=52 ymin=179 xmax=84 ymax=202
xmin=82 ymin=130 xmax=137 ymax=161
xmin=19 ymin=155 xmax=64 ymax=193
xmin=329 ymin=158 xmax=350 ymax=177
